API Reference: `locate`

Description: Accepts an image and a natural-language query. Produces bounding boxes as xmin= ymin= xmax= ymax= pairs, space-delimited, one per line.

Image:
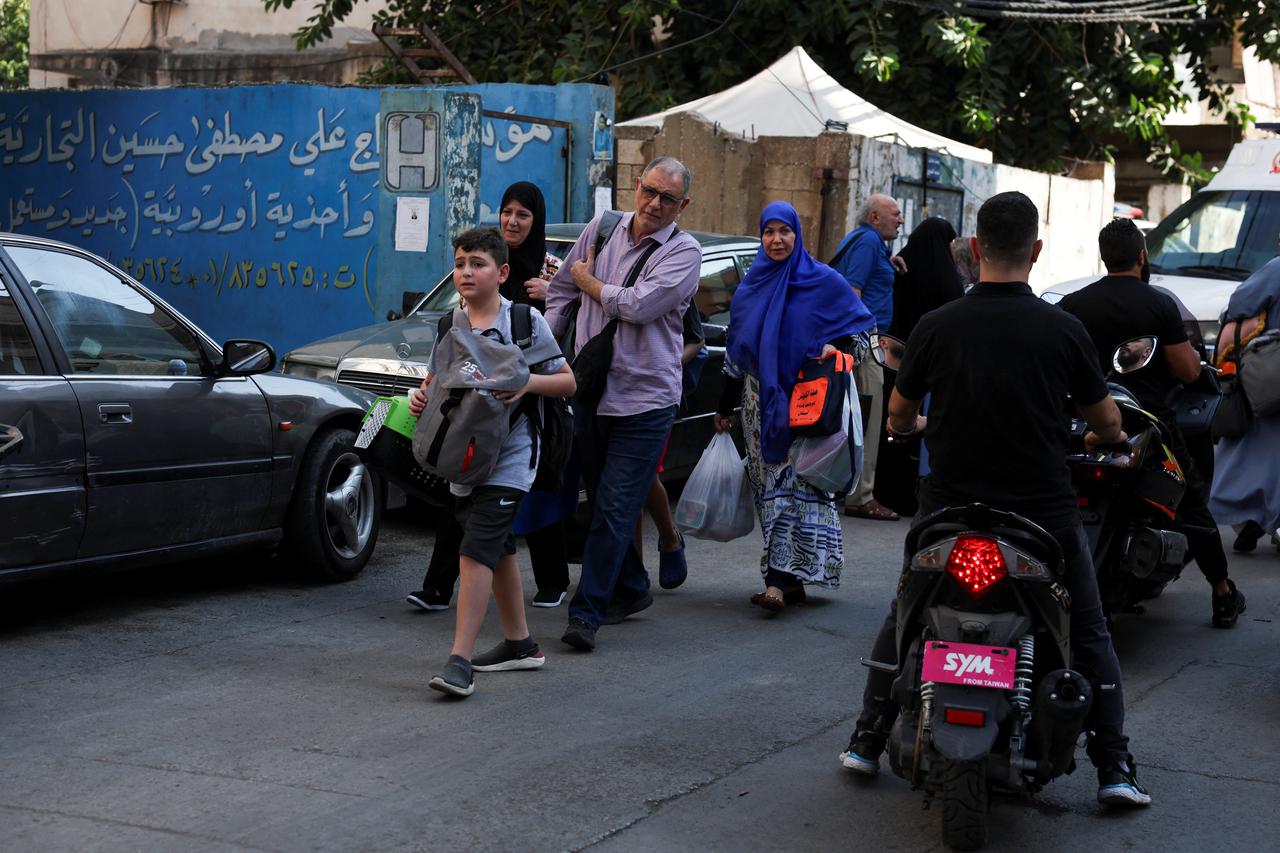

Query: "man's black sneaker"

xmin=472 ymin=638 xmax=546 ymax=672
xmin=561 ymin=618 xmax=596 ymax=651
xmin=406 ymin=590 xmax=450 ymax=611
xmin=1212 ymin=580 xmax=1246 ymax=629
xmin=839 ymin=729 xmax=885 ymax=776
xmin=1232 ymin=521 xmax=1264 ymax=553
xmin=428 ymin=655 xmax=474 ymax=698
xmin=602 ymin=591 xmax=654 ymax=625
xmin=531 ymin=589 xmax=567 ymax=608
xmin=1097 ymin=761 xmax=1152 ymax=806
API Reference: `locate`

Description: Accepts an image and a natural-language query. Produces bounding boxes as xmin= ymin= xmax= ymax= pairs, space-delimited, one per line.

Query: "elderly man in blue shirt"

xmin=830 ymin=193 xmax=904 ymax=521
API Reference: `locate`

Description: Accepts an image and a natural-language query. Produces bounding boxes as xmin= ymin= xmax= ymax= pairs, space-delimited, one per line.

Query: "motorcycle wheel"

xmin=941 ymin=759 xmax=988 ymax=851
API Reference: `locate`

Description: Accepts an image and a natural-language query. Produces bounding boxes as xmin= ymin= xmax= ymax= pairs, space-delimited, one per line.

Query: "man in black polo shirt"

xmin=1059 ymin=218 xmax=1245 ymax=628
xmin=839 ymin=192 xmax=1152 ymax=808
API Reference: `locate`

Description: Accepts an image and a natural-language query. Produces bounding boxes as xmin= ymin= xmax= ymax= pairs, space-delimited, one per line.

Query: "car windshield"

xmin=413 ymin=238 xmax=577 ymax=315
xmin=1147 ymin=190 xmax=1280 ymax=281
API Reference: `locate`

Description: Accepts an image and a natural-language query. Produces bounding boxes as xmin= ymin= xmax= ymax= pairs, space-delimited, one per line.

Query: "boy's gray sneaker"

xmin=472 ymin=638 xmax=546 ymax=672
xmin=428 ymin=655 xmax=474 ymax=697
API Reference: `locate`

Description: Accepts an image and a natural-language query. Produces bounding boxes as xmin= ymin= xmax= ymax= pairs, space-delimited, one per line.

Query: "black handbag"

xmin=1168 ymin=366 xmax=1222 ymax=438
xmin=571 ymin=233 xmax=668 ymax=406
xmin=1212 ymin=323 xmax=1252 ymax=441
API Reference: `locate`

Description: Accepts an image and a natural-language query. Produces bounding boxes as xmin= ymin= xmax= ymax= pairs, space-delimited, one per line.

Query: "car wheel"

xmin=285 ymin=427 xmax=383 ymax=581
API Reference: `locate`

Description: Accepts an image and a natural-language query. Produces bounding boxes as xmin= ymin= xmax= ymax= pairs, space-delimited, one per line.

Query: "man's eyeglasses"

xmin=637 ymin=182 xmax=685 ymax=208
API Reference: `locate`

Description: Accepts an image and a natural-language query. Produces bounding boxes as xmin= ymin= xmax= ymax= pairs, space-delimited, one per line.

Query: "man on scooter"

xmin=1059 ymin=218 xmax=1245 ymax=628
xmin=841 ymin=192 xmax=1152 ymax=807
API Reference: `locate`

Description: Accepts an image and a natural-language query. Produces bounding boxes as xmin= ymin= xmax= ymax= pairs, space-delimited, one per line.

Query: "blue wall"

xmin=0 ymin=82 xmax=613 ymax=355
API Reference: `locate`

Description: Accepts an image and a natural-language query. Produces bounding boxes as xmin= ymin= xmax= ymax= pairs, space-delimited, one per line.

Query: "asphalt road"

xmin=2 ymin=507 xmax=1278 ymax=852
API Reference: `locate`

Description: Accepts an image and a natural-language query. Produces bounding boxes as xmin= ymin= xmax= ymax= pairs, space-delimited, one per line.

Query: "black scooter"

xmin=1067 ymin=337 xmax=1191 ymax=616
xmin=865 ymin=336 xmax=1095 ymax=852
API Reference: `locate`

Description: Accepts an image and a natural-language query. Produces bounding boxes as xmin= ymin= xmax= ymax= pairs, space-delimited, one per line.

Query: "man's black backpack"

xmin=436 ymin=303 xmax=573 ymax=492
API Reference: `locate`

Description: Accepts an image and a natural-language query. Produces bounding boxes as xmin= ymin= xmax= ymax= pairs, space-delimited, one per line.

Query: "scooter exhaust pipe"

xmin=1033 ymin=669 xmax=1093 ymax=778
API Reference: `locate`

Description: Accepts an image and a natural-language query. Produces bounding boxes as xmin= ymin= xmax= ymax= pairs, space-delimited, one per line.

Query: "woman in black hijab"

xmin=889 ymin=217 xmax=963 ymax=340
xmin=877 ymin=217 xmax=964 ymax=516
xmin=498 ymin=181 xmax=560 ymax=311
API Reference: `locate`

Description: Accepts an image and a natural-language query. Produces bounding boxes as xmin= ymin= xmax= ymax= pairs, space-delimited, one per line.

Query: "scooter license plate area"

xmin=921 ymin=641 xmax=1017 ymax=690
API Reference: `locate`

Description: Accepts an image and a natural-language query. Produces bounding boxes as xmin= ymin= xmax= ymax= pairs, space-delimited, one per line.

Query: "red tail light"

xmin=945 ymin=708 xmax=987 ymax=727
xmin=946 ymin=535 xmax=1007 ymax=597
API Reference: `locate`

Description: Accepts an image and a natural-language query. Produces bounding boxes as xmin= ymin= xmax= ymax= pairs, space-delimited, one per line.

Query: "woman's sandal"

xmin=750 ymin=589 xmax=786 ymax=613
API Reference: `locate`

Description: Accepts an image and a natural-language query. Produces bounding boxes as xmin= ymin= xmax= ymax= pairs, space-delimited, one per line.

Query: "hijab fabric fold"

xmin=499 ymin=181 xmax=547 ymax=307
xmin=727 ymin=201 xmax=875 ymax=464
xmin=891 ymin=217 xmax=963 ymax=339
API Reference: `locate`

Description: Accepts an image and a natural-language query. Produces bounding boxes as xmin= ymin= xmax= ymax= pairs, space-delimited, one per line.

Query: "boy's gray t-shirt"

xmin=439 ymin=296 xmax=565 ymax=497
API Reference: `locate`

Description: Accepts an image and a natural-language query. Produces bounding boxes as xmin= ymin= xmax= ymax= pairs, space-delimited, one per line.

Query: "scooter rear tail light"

xmin=946 ymin=534 xmax=1007 ymax=597
xmin=944 ymin=708 xmax=986 ymax=727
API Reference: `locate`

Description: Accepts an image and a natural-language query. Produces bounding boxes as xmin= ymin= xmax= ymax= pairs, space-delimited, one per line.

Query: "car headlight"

xmin=281 ymin=360 xmax=337 ymax=382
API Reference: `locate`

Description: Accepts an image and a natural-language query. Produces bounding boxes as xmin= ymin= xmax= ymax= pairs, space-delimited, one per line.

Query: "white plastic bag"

xmin=675 ymin=433 xmax=755 ymax=541
xmin=793 ymin=378 xmax=864 ymax=494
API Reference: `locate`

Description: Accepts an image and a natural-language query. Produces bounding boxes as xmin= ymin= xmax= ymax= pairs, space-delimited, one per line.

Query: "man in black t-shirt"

xmin=840 ymin=192 xmax=1153 ymax=808
xmin=1060 ymin=218 xmax=1245 ymax=628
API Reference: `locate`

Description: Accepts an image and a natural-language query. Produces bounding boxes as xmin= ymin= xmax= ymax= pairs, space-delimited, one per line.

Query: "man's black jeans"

xmin=854 ymin=520 xmax=1131 ymax=770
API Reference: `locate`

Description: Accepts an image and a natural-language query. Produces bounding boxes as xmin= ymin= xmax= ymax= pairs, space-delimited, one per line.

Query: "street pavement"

xmin=2 ymin=507 xmax=1278 ymax=852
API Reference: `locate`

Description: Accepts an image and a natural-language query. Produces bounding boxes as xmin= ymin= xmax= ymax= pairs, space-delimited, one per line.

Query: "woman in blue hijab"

xmin=714 ymin=201 xmax=874 ymax=611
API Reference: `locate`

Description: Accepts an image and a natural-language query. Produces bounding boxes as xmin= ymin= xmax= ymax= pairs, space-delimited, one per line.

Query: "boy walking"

xmin=409 ymin=228 xmax=576 ymax=697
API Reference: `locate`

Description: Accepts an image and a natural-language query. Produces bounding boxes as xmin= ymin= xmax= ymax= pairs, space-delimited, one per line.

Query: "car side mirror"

xmin=870 ymin=333 xmax=905 ymax=371
xmin=220 ymin=339 xmax=277 ymax=376
xmin=386 ymin=309 xmax=403 ymax=322
xmin=1112 ymin=335 xmax=1158 ymax=375
xmin=0 ymin=423 xmax=22 ymax=461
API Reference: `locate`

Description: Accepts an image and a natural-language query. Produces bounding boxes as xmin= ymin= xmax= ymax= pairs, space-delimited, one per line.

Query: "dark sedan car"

xmin=280 ymin=223 xmax=760 ymax=479
xmin=0 ymin=234 xmax=382 ymax=584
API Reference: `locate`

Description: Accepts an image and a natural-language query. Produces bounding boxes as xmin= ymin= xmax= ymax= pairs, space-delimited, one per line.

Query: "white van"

xmin=1043 ymin=138 xmax=1280 ymax=354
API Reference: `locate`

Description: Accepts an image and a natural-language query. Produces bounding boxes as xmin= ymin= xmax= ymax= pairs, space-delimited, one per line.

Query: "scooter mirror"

xmin=870 ymin=333 xmax=906 ymax=371
xmin=1112 ymin=335 xmax=1159 ymax=374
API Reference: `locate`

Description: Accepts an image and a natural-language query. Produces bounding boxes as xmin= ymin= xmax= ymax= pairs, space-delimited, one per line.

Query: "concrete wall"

xmin=853 ymin=137 xmax=1114 ymax=289
xmin=29 ymin=0 xmax=381 ymax=88
xmin=616 ymin=113 xmax=852 ymax=259
xmin=618 ymin=113 xmax=1114 ymax=290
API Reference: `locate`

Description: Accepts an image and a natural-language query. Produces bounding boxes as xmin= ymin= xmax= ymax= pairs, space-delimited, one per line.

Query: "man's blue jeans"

xmin=568 ymin=402 xmax=677 ymax=629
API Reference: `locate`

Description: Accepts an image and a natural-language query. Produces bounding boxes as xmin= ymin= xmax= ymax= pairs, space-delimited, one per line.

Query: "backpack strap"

xmin=436 ymin=310 xmax=454 ymax=339
xmin=510 ymin=302 xmax=533 ymax=349
xmin=828 ymin=228 xmax=868 ymax=269
xmin=594 ymin=210 xmax=623 ymax=256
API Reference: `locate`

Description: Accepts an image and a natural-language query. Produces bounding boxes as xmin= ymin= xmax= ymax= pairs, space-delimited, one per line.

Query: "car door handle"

xmin=98 ymin=403 xmax=133 ymax=424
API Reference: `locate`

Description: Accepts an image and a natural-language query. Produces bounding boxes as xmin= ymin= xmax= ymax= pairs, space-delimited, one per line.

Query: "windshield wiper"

xmin=1163 ymin=264 xmax=1253 ymax=281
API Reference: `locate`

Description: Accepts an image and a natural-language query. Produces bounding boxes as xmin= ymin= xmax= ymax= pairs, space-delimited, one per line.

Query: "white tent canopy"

xmin=620 ymin=45 xmax=992 ymax=164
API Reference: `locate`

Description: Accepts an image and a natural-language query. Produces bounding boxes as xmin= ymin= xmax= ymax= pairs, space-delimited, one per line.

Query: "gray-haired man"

xmin=544 ymin=156 xmax=701 ymax=652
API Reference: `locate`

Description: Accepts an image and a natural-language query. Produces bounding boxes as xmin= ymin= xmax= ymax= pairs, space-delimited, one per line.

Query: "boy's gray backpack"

xmin=411 ymin=307 xmax=531 ymax=486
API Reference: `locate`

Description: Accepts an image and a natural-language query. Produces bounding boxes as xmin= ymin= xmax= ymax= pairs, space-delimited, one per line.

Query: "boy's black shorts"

xmin=454 ymin=486 xmax=525 ymax=570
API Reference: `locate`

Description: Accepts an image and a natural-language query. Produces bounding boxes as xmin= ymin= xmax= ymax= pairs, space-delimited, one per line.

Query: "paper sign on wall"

xmin=594 ymin=186 xmax=613 ymax=219
xmin=395 ymin=197 xmax=430 ymax=252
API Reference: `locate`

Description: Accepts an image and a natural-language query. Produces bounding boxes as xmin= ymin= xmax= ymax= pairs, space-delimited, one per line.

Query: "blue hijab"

xmin=728 ymin=201 xmax=874 ymax=463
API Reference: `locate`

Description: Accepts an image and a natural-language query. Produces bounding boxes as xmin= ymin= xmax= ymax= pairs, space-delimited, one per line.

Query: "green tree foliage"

xmin=264 ymin=0 xmax=1280 ymax=180
xmin=0 ymin=0 xmax=28 ymax=89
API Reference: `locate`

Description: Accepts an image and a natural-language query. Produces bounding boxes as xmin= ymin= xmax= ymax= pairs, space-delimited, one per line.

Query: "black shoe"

xmin=472 ymin=638 xmax=546 ymax=671
xmin=531 ymin=589 xmax=567 ymax=608
xmin=428 ymin=655 xmax=474 ymax=697
xmin=561 ymin=617 xmax=597 ymax=651
xmin=407 ymin=590 xmax=450 ymax=611
xmin=1097 ymin=760 xmax=1152 ymax=807
xmin=602 ymin=591 xmax=654 ymax=625
xmin=1212 ymin=580 xmax=1246 ymax=628
xmin=1233 ymin=521 xmax=1264 ymax=553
